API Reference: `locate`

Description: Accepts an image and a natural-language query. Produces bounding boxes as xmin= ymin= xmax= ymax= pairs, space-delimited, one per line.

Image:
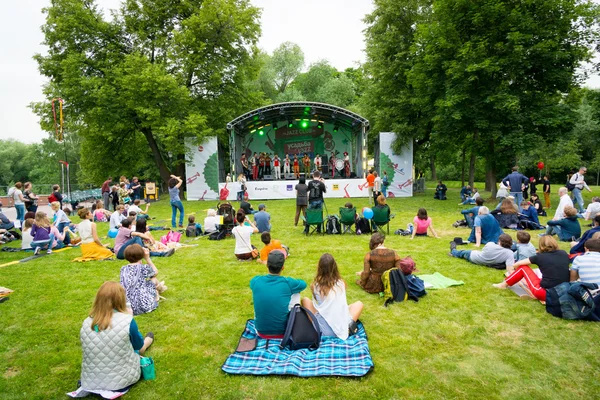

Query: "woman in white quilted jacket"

xmin=79 ymin=282 xmax=154 ymax=392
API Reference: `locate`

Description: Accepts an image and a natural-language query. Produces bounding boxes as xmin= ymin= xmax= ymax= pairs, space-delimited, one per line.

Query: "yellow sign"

xmin=333 ymin=184 xmax=339 ymax=191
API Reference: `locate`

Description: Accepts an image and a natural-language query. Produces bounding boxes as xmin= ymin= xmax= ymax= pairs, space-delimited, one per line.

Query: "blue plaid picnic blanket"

xmin=221 ymin=319 xmax=374 ymax=377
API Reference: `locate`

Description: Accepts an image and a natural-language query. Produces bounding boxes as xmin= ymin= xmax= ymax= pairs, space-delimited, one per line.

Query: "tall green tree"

xmin=33 ymin=0 xmax=264 ymax=186
xmin=266 ymin=41 xmax=305 ymax=94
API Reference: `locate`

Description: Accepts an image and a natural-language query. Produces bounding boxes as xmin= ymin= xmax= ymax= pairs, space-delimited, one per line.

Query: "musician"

xmin=258 ymin=153 xmax=265 ymax=180
xmin=284 ymin=154 xmax=291 ymax=176
xmin=265 ymin=153 xmax=272 ymax=176
xmin=273 ymin=154 xmax=281 ymax=180
xmin=329 ymin=152 xmax=336 ymax=179
xmin=241 ymin=154 xmax=250 ymax=180
xmin=343 ymin=151 xmax=351 ymax=178
xmin=293 ymin=154 xmax=300 ymax=178
xmin=250 ymin=152 xmax=258 ymax=181
xmin=303 ymin=153 xmax=311 ymax=175
xmin=314 ymin=154 xmax=322 ymax=172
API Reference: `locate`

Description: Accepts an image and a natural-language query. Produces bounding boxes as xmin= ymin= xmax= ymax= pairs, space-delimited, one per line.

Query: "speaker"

xmin=263 ymin=175 xmax=273 ymax=181
xmin=322 ymin=165 xmax=329 ymax=175
xmin=285 ymin=173 xmax=296 ymax=180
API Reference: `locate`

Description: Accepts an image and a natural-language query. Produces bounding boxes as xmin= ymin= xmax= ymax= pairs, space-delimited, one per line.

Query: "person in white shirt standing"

xmin=283 ymin=155 xmax=291 ymax=176
xmin=554 ymin=187 xmax=574 ymax=220
xmin=569 ymin=166 xmax=592 ymax=213
xmin=373 ymin=171 xmax=382 ymax=202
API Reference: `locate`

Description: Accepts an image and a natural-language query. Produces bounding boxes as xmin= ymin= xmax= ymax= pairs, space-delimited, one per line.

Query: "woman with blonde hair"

xmin=31 ymin=211 xmax=54 ymax=255
xmin=79 ymin=281 xmax=153 ymax=393
xmin=73 ymin=208 xmax=115 ymax=261
xmin=493 ymin=235 xmax=570 ymax=301
xmin=302 ymin=253 xmax=363 ymax=339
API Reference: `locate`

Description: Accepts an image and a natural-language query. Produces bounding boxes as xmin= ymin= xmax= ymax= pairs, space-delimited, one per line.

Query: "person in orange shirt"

xmin=303 ymin=153 xmax=311 ymax=175
xmin=257 ymin=232 xmax=288 ymax=265
xmin=366 ymin=170 xmax=375 ymax=205
xmin=293 ymin=154 xmax=300 ymax=178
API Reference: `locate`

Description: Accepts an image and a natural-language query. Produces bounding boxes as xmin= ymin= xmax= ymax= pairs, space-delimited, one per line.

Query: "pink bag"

xmin=160 ymin=231 xmax=182 ymax=245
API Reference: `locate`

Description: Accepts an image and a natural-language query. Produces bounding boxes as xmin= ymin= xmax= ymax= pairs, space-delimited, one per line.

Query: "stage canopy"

xmin=226 ymin=102 xmax=370 ymax=179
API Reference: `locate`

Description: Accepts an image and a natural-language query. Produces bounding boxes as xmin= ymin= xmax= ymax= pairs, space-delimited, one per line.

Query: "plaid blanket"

xmin=221 ymin=319 xmax=374 ymax=377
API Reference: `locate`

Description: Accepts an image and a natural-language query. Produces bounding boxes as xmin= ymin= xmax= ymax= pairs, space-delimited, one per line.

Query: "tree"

xmin=267 ymin=42 xmax=305 ymax=94
xmin=33 ymin=0 xmax=264 ymax=186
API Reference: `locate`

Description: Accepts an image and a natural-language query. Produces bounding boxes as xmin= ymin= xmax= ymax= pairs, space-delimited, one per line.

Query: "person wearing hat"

xmin=253 ymin=204 xmax=271 ymax=233
xmin=250 ymin=251 xmax=306 ymax=336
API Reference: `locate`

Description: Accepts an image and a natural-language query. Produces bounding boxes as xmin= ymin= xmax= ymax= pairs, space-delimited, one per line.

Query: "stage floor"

xmin=218 ymin=178 xmax=410 ymax=200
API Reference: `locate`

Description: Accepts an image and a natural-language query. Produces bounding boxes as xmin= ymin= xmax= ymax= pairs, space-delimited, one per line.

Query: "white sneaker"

xmin=33 ymin=247 xmax=41 ymax=255
xmin=47 ymin=249 xmax=53 ymax=254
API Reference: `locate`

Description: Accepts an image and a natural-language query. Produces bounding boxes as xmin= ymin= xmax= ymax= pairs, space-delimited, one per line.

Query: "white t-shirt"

xmin=78 ymin=219 xmax=94 ymax=244
xmin=204 ymin=216 xmax=219 ymax=233
xmin=313 ymin=280 xmax=352 ymax=340
xmin=127 ymin=205 xmax=142 ymax=214
xmin=585 ymin=202 xmax=600 ymax=220
xmin=21 ymin=229 xmax=33 ymax=249
xmin=554 ymin=195 xmax=574 ymax=220
xmin=110 ymin=212 xmax=126 ymax=230
xmin=11 ymin=188 xmax=24 ymax=205
xmin=374 ymin=177 xmax=382 ymax=192
xmin=232 ymin=225 xmax=254 ymax=254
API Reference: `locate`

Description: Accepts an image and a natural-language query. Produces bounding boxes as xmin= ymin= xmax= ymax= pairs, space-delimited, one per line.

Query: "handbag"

xmin=140 ymin=356 xmax=156 ymax=380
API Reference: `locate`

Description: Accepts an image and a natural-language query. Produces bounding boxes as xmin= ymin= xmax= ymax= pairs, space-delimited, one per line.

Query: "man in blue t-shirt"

xmin=467 ymin=206 xmax=503 ymax=246
xmin=253 ymin=204 xmax=271 ymax=233
xmin=250 ymin=252 xmax=306 ymax=336
xmin=460 ymin=197 xmax=484 ymax=228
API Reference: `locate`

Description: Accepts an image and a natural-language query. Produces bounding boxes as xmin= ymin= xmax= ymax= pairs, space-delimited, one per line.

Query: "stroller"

xmin=217 ymin=201 xmax=236 ymax=233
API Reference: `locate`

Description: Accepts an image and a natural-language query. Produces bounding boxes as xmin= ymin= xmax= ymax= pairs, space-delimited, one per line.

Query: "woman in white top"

xmin=203 ymin=209 xmax=220 ymax=234
xmin=301 ymin=253 xmax=363 ymax=340
xmin=8 ymin=182 xmax=26 ymax=222
xmin=232 ymin=211 xmax=258 ymax=260
xmin=73 ymin=208 xmax=114 ymax=262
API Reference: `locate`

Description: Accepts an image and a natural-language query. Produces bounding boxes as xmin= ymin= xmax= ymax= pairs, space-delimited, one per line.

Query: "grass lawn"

xmin=1 ymin=184 xmax=600 ymax=399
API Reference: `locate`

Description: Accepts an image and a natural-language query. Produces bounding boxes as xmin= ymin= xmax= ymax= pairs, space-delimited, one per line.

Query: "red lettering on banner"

xmin=285 ymin=141 xmax=314 ymax=155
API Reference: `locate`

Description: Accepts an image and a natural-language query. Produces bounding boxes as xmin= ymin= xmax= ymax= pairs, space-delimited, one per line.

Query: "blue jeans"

xmin=572 ymin=188 xmax=585 ymax=213
xmin=31 ymin=233 xmax=55 ymax=251
xmin=546 ymin=225 xmax=562 ymax=237
xmin=309 ymin=200 xmax=323 ymax=210
xmin=170 ymin=200 xmax=184 ymax=227
xmin=464 ymin=214 xmax=475 ymax=228
xmin=117 ymin=236 xmax=168 ymax=259
xmin=57 ymin=222 xmax=71 ymax=245
xmin=510 ymin=192 xmax=523 ymax=208
xmin=451 ymin=249 xmax=471 ymax=261
xmin=15 ymin=204 xmax=25 ymax=222
xmin=461 ymin=198 xmax=476 ymax=205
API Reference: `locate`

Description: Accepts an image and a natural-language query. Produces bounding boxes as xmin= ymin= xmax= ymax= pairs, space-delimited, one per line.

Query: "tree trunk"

xmin=468 ymin=129 xmax=478 ymax=188
xmin=141 ymin=127 xmax=172 ymax=186
xmin=461 ymin=146 xmax=466 ymax=187
xmin=486 ymin=138 xmax=497 ymax=198
xmin=430 ymin=154 xmax=437 ymax=181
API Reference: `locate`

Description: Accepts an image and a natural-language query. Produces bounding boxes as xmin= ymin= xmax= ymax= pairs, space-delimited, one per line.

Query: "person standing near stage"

xmin=303 ymin=153 xmax=311 ymax=175
xmin=373 ymin=171 xmax=382 ymax=202
xmin=241 ymin=154 xmax=250 ymax=181
xmin=344 ymin=152 xmax=351 ymax=177
xmin=543 ymin=175 xmax=551 ymax=209
xmin=250 ymin=152 xmax=258 ymax=181
xmin=283 ymin=154 xmax=291 ymax=177
xmin=293 ymin=154 xmax=300 ymax=178
xmin=101 ymin=177 xmax=112 ymax=210
xmin=273 ymin=154 xmax=281 ymax=180
xmin=365 ymin=170 xmax=375 ymax=205
xmin=258 ymin=153 xmax=266 ymax=180
xmin=329 ymin=152 xmax=336 ymax=178
xmin=314 ymin=154 xmax=322 ymax=172
xmin=502 ymin=166 xmax=528 ymax=207
xmin=265 ymin=153 xmax=272 ymax=177
xmin=305 ymin=171 xmax=327 ymax=233
xmin=569 ymin=166 xmax=592 ymax=214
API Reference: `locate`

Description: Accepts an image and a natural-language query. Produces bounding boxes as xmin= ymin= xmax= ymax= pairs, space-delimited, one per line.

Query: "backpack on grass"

xmin=382 ymin=268 xmax=419 ymax=307
xmin=326 ymin=215 xmax=341 ymax=234
xmin=280 ymin=305 xmax=321 ymax=351
xmin=355 ymin=217 xmax=371 ymax=234
xmin=209 ymin=227 xmax=226 ymax=241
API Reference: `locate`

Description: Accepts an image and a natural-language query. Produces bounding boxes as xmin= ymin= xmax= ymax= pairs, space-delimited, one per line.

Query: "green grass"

xmin=1 ymin=186 xmax=600 ymax=399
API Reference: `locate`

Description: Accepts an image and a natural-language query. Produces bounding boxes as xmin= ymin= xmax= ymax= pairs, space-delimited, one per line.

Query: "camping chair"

xmin=372 ymin=206 xmax=393 ymax=234
xmin=304 ymin=208 xmax=324 ymax=236
xmin=339 ymin=207 xmax=356 ymax=234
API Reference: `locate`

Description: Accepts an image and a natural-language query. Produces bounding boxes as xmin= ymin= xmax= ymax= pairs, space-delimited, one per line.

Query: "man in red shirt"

xmin=101 ymin=177 xmax=112 ymax=212
xmin=366 ymin=170 xmax=375 ymax=205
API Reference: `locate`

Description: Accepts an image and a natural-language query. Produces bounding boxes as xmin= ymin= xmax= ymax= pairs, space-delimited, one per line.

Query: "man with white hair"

xmin=553 ymin=187 xmax=574 ymax=221
xmin=569 ymin=167 xmax=592 ymax=213
xmin=467 ymin=206 xmax=504 ymax=247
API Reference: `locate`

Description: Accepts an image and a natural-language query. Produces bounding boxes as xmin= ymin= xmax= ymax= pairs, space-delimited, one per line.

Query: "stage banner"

xmin=378 ymin=132 xmax=413 ymax=198
xmin=185 ymin=137 xmax=219 ymax=201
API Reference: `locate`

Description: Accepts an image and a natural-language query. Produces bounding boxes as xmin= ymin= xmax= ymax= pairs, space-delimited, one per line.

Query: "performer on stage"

xmin=273 ymin=154 xmax=281 ymax=180
xmin=344 ymin=151 xmax=351 ymax=178
xmin=251 ymin=152 xmax=258 ymax=181
xmin=329 ymin=152 xmax=336 ymax=179
xmin=284 ymin=154 xmax=291 ymax=177
xmin=314 ymin=154 xmax=322 ymax=172
xmin=293 ymin=154 xmax=300 ymax=178
xmin=258 ymin=153 xmax=265 ymax=180
xmin=265 ymin=153 xmax=272 ymax=176
xmin=241 ymin=154 xmax=250 ymax=180
xmin=303 ymin=153 xmax=311 ymax=175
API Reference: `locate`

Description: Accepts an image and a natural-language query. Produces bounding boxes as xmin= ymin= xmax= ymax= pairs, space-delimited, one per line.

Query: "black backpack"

xmin=208 ymin=227 xmax=226 ymax=241
xmin=382 ymin=268 xmax=419 ymax=307
xmin=355 ymin=217 xmax=371 ymax=234
xmin=280 ymin=305 xmax=321 ymax=351
xmin=326 ymin=215 xmax=341 ymax=234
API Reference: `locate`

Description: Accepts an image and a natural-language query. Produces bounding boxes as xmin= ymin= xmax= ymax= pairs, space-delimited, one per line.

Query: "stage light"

xmin=317 ymin=121 xmax=323 ymax=129
xmin=288 ymin=119 xmax=294 ymax=128
xmin=258 ymin=129 xmax=265 ymax=136
xmin=272 ymin=121 xmax=278 ymax=130
xmin=333 ymin=125 xmax=339 ymax=132
xmin=300 ymin=120 xmax=309 ymax=129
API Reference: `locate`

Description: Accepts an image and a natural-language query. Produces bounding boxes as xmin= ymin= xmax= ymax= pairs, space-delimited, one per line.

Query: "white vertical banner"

xmin=185 ymin=137 xmax=219 ymax=201
xmin=378 ymin=132 xmax=413 ymax=198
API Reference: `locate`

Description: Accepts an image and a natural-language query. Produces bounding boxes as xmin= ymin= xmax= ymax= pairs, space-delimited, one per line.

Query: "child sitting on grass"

xmin=51 ymin=201 xmax=71 ymax=245
xmin=93 ymin=200 xmax=112 ymax=222
xmin=514 ymin=231 xmax=536 ymax=261
xmin=119 ymin=244 xmax=166 ymax=315
xmin=109 ymin=204 xmax=126 ymax=230
xmin=186 ymin=215 xmax=202 ymax=237
xmin=21 ymin=218 xmax=34 ymax=250
xmin=31 ymin=212 xmax=55 ymax=255
xmin=258 ymin=232 xmax=288 ymax=265
xmin=411 ymin=208 xmax=439 ymax=239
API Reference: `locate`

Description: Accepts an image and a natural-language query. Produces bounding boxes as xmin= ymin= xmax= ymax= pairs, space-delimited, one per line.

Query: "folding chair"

xmin=304 ymin=208 xmax=324 ymax=236
xmin=339 ymin=207 xmax=356 ymax=234
xmin=372 ymin=206 xmax=392 ymax=234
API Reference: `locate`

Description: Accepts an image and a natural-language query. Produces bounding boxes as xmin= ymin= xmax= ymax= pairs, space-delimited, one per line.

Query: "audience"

xmin=514 ymin=231 xmax=536 ymax=261
xmin=570 ymin=215 xmax=600 ymax=254
xmin=51 ymin=201 xmax=71 ymax=245
xmin=186 ymin=215 xmax=202 ymax=237
xmin=553 ymin=187 xmax=574 ymax=220
xmin=460 ymin=185 xmax=472 ymax=203
xmin=411 ymin=208 xmax=439 ymax=239
xmin=491 ymin=198 xmax=519 ymax=229
xmin=570 ymin=239 xmax=600 ymax=285
xmin=493 ymin=236 xmax=570 ymax=301
xmin=250 ymin=251 xmax=306 ymax=336
xmin=301 ymin=253 xmax=363 ymax=339
xmin=529 ymin=193 xmax=546 ymax=216
xmin=93 ymin=200 xmax=112 ymax=222
xmin=357 ymin=233 xmax=401 ymax=293
xmin=467 ymin=206 xmax=504 ymax=247
xmin=21 ymin=218 xmax=34 ymax=250
xmin=254 ymin=204 xmax=271 ymax=233
xmin=518 ymin=201 xmax=542 ymax=230
xmin=120 ymin=244 xmax=162 ymax=315
xmin=127 ymin=199 xmax=150 ymax=220
xmin=31 ymin=211 xmax=54 ymax=255
xmin=460 ymin=197 xmax=484 ymax=228
xmin=582 ymin=197 xmax=600 ymax=221
xmin=203 ymin=209 xmax=219 ymax=234
xmin=545 ymin=206 xmax=581 ymax=241
xmin=232 ymin=211 xmax=259 ymax=260
xmin=79 ymin=282 xmax=153 ymax=393
xmin=450 ymin=233 xmax=514 ymax=269
xmin=239 ymin=199 xmax=255 ymax=215
xmin=459 ymin=188 xmax=480 ymax=205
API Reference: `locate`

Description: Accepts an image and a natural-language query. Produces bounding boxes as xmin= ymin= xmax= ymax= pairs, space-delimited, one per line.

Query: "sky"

xmin=0 ymin=0 xmax=598 ymax=144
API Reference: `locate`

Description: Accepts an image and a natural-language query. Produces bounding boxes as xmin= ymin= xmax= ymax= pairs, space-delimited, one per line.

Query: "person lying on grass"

xmin=449 ymin=233 xmax=514 ymax=270
xmin=258 ymin=232 xmax=288 ymax=265
xmin=79 ymin=281 xmax=154 ymax=392
xmin=250 ymin=251 xmax=306 ymax=337
xmin=492 ymin=235 xmax=570 ymax=302
xmin=120 ymin=244 xmax=166 ymax=315
xmin=302 ymin=253 xmax=363 ymax=339
xmin=411 ymin=208 xmax=439 ymax=239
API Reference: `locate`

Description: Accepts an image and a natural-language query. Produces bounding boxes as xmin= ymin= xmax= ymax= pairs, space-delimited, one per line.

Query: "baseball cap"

xmin=267 ymin=251 xmax=285 ymax=269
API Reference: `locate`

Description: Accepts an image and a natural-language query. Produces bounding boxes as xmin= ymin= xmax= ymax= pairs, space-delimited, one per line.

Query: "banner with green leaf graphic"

xmin=185 ymin=137 xmax=219 ymax=200
xmin=379 ymin=132 xmax=413 ymax=197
